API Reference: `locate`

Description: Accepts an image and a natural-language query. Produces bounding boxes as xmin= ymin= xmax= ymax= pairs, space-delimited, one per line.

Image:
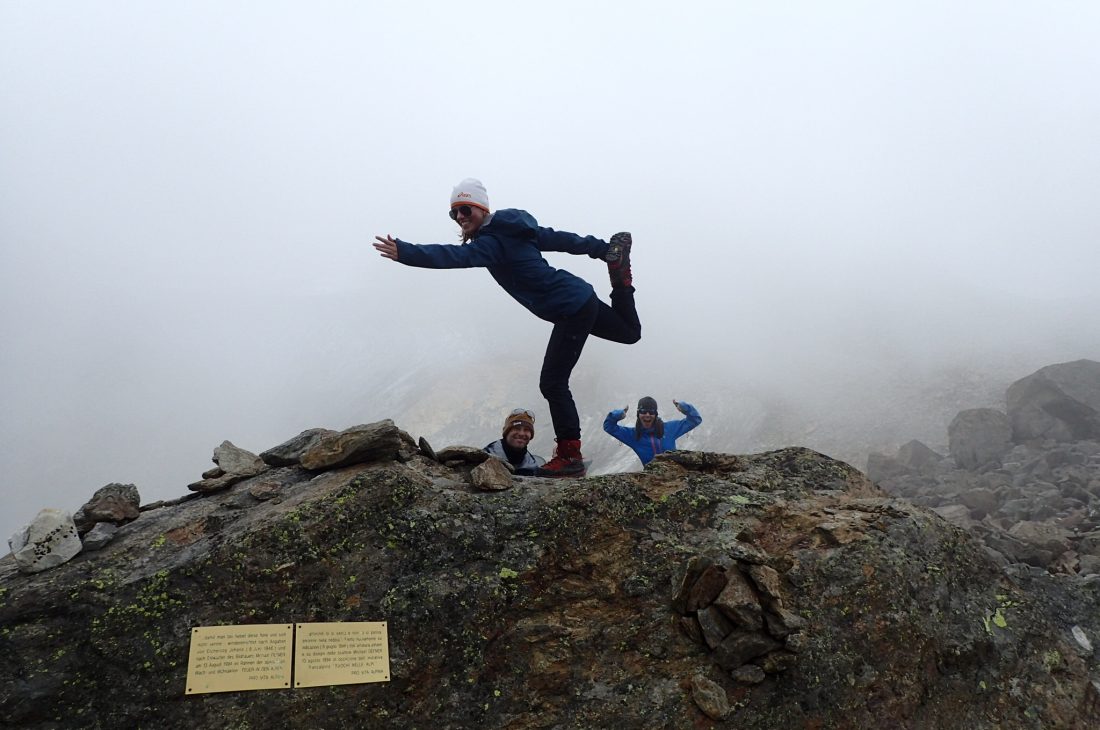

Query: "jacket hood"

xmin=481 ymin=208 xmax=538 ymax=237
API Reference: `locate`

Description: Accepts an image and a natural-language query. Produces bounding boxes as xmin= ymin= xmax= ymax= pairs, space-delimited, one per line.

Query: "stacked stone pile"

xmin=869 ymin=359 xmax=1100 ymax=575
xmin=6 ymin=420 xmax=540 ymax=574
xmin=672 ymin=551 xmax=805 ymax=686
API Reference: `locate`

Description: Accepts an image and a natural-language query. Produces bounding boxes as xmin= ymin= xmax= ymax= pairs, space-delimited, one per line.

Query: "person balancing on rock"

xmin=373 ymin=178 xmax=640 ymax=477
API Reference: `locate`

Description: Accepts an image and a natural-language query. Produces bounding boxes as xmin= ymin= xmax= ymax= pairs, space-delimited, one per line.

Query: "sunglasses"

xmin=510 ymin=408 xmax=535 ymax=422
xmin=637 ymin=409 xmax=657 ymax=416
xmin=448 ymin=205 xmax=473 ymax=221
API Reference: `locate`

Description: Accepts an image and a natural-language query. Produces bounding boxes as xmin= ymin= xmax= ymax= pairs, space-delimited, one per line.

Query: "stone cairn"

xmin=9 ymin=420 xmax=517 ymax=574
xmin=673 ymin=550 xmax=805 ymax=683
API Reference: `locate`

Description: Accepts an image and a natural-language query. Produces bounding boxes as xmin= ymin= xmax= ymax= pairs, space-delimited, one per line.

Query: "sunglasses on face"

xmin=510 ymin=407 xmax=535 ymax=422
xmin=448 ymin=205 xmax=473 ymax=221
xmin=638 ymin=409 xmax=657 ymax=416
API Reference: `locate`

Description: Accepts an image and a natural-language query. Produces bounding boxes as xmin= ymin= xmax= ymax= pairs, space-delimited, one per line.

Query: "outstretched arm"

xmin=371 ymin=234 xmax=503 ymax=269
xmin=536 ymin=227 xmax=609 ymax=259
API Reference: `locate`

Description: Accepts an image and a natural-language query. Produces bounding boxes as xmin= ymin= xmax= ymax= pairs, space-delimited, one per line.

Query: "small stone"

xmin=746 ymin=564 xmax=783 ymax=601
xmin=731 ymin=664 xmax=766 ymax=684
xmin=677 ymin=616 xmax=704 ymax=645
xmin=81 ymin=522 xmax=118 ymax=551
xmin=201 ymin=467 xmax=225 ymax=479
xmin=765 ymin=607 xmax=806 ymax=638
xmin=686 ymin=564 xmax=729 ymax=612
xmin=713 ymin=570 xmax=763 ymax=630
xmin=188 ymin=473 xmax=245 ymax=494
xmin=213 ymin=441 xmax=267 ymax=477
xmin=697 ymin=605 xmax=735 ymax=648
xmin=9 ymin=509 xmax=83 ymax=573
xmin=435 ymin=445 xmax=492 ymax=464
xmin=736 ymin=526 xmax=757 ymax=542
xmin=73 ymin=483 xmax=141 ymax=533
xmin=260 ymin=428 xmax=333 ymax=466
xmin=299 ymin=421 xmax=411 ymax=470
xmin=784 ymin=632 xmax=808 ymax=653
xmin=472 ymin=458 xmax=514 ymax=491
xmin=689 ymin=673 xmax=730 ymax=721
xmin=1008 ymin=521 xmax=1072 ymax=556
xmin=1071 ymin=625 xmax=1092 ymax=653
xmin=728 ymin=541 xmax=771 ymax=565
xmin=418 ymin=437 xmax=438 ymax=462
xmin=672 ymin=555 xmax=714 ymax=614
xmin=712 ymin=630 xmax=783 ymax=671
xmin=958 ymin=487 xmax=999 ymax=518
xmin=1080 ymin=554 xmax=1100 ymax=576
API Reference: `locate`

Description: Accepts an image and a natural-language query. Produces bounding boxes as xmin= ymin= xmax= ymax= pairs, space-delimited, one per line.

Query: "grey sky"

xmin=3 ymin=1 xmax=1099 ymax=540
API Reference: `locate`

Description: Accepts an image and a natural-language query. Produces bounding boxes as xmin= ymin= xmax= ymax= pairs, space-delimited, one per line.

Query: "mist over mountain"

xmin=4 ymin=290 xmax=1096 ymax=545
xmin=4 ymin=2 xmax=1100 ymax=556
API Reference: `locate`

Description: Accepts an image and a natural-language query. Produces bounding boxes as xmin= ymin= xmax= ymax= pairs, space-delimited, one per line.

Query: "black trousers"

xmin=539 ymin=288 xmax=641 ymax=441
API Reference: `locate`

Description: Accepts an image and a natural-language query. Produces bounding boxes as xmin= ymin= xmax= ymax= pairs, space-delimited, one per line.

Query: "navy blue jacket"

xmin=394 ymin=209 xmax=609 ymax=322
xmin=603 ymin=402 xmax=702 ymax=466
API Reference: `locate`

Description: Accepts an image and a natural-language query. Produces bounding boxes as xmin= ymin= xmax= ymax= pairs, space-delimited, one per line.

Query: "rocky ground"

xmin=869 ymin=359 xmax=1100 ymax=578
xmin=2 ymin=418 xmax=1099 ymax=729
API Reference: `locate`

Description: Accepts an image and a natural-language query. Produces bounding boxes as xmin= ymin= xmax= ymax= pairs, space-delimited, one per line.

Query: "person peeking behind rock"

xmin=483 ymin=408 xmax=546 ymax=476
xmin=374 ymin=178 xmax=640 ymax=478
xmin=604 ymin=396 xmax=702 ymax=466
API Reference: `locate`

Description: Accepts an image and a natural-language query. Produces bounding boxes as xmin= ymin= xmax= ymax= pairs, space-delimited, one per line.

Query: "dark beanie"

xmin=638 ymin=396 xmax=658 ymax=413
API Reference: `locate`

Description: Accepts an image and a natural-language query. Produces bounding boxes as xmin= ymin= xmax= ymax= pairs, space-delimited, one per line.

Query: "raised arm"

xmin=667 ymin=400 xmax=702 ymax=439
xmin=536 ymin=227 xmax=609 ymax=259
xmin=603 ymin=407 xmax=634 ymax=442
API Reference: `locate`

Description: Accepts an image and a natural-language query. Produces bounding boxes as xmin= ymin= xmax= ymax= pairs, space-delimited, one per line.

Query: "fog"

xmin=3 ymin=1 xmax=1099 ymax=542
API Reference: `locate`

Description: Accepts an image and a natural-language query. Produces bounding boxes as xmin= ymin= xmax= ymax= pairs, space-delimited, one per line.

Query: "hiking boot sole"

xmin=606 ymin=232 xmax=632 ymax=265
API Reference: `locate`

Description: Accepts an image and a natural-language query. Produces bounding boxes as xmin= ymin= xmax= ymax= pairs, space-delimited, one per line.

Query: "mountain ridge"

xmin=2 ymin=421 xmax=1098 ymax=728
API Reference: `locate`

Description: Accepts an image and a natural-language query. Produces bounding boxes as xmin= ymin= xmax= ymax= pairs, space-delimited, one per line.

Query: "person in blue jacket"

xmin=373 ymin=178 xmax=639 ymax=477
xmin=604 ymin=396 xmax=702 ymax=466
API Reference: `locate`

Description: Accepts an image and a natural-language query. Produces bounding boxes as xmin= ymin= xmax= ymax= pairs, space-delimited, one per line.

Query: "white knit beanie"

xmin=450 ymin=178 xmax=490 ymax=212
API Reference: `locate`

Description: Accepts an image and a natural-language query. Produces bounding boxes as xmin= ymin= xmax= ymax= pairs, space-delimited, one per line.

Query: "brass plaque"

xmin=185 ymin=624 xmax=293 ymax=695
xmin=294 ymin=621 xmax=391 ymax=688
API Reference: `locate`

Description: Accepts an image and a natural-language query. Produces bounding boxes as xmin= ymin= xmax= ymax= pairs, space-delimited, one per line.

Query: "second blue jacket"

xmin=603 ymin=402 xmax=702 ymax=466
xmin=394 ymin=209 xmax=609 ymax=322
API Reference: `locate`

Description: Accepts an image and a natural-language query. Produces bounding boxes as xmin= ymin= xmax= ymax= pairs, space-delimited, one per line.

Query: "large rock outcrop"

xmin=948 ymin=408 xmax=1013 ymax=469
xmin=1007 ymin=359 xmax=1100 ymax=443
xmin=2 ymin=427 xmax=1098 ymax=729
xmin=870 ymin=361 xmax=1100 ymax=576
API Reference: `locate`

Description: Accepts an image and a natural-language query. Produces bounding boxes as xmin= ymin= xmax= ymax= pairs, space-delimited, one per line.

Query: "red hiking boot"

xmin=605 ymin=232 xmax=632 ymax=289
xmin=537 ymin=439 xmax=587 ymax=478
